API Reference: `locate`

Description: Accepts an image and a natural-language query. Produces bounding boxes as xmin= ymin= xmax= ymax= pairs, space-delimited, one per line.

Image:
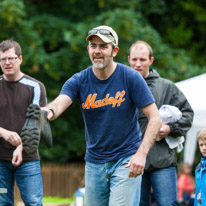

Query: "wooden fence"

xmin=14 ymin=162 xmax=85 ymax=204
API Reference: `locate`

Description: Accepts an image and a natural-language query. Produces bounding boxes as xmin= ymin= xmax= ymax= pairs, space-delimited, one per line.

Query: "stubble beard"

xmin=92 ymin=60 xmax=107 ymax=70
xmin=92 ymin=51 xmax=113 ymax=70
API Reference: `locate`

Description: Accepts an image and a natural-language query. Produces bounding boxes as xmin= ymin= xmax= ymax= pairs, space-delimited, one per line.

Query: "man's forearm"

xmin=138 ymin=116 xmax=161 ymax=155
xmin=46 ymin=101 xmax=61 ymax=120
xmin=44 ymin=94 xmax=72 ymax=120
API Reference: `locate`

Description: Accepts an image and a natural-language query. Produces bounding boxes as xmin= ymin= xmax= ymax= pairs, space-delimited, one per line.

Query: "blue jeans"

xmin=140 ymin=167 xmax=178 ymax=206
xmin=85 ymin=155 xmax=142 ymax=206
xmin=0 ymin=160 xmax=43 ymax=206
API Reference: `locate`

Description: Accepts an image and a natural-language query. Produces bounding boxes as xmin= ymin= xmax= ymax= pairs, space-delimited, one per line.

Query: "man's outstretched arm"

xmin=42 ymin=94 xmax=73 ymax=120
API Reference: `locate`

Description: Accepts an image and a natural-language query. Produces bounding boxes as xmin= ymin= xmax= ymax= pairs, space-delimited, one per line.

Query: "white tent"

xmin=175 ymin=73 xmax=206 ymax=165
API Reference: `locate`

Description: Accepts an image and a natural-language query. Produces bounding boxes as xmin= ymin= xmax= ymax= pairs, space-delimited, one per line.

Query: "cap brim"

xmin=86 ymin=33 xmax=113 ymax=43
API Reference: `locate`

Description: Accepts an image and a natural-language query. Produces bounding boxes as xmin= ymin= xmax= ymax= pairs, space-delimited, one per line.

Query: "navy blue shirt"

xmin=60 ymin=63 xmax=154 ymax=163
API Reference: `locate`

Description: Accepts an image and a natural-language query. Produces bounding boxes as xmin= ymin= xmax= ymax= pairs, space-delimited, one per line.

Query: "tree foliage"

xmin=0 ymin=0 xmax=205 ymax=163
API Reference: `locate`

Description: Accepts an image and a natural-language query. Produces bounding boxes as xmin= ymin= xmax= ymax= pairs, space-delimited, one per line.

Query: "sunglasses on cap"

xmin=88 ymin=29 xmax=114 ymax=38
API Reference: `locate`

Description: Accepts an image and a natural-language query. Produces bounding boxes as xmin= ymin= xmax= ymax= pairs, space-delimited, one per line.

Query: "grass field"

xmin=16 ymin=196 xmax=74 ymax=206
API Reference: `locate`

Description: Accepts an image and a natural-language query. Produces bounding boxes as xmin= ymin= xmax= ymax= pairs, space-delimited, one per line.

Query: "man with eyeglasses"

xmin=0 ymin=40 xmax=47 ymax=205
xmin=42 ymin=25 xmax=161 ymax=206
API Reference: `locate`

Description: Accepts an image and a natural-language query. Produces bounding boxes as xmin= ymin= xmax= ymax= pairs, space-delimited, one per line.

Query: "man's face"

xmin=199 ymin=139 xmax=206 ymax=157
xmin=87 ymin=36 xmax=117 ymax=70
xmin=0 ymin=47 xmax=22 ymax=81
xmin=128 ymin=44 xmax=153 ymax=78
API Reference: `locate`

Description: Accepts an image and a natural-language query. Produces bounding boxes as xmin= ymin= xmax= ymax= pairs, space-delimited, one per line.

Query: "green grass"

xmin=43 ymin=196 xmax=74 ymax=203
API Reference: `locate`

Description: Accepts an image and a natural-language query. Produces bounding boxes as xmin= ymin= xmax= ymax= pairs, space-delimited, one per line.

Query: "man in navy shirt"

xmin=43 ymin=25 xmax=161 ymax=206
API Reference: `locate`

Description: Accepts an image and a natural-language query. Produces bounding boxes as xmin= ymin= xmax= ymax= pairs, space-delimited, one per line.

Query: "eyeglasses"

xmin=88 ymin=29 xmax=114 ymax=38
xmin=0 ymin=56 xmax=19 ymax=64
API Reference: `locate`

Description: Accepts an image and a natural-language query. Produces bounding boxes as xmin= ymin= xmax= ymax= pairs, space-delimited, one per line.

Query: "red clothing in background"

xmin=177 ymin=174 xmax=195 ymax=199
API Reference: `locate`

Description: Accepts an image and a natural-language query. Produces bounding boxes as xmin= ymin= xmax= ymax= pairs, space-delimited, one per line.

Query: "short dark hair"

xmin=0 ymin=40 xmax=22 ymax=56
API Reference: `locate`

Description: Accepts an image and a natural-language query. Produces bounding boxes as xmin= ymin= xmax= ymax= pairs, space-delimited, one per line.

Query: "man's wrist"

xmin=49 ymin=108 xmax=55 ymax=117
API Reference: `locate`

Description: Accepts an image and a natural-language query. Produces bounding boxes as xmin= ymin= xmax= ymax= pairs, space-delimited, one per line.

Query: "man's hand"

xmin=156 ymin=124 xmax=171 ymax=141
xmin=125 ymin=102 xmax=161 ymax=178
xmin=125 ymin=152 xmax=146 ymax=178
xmin=12 ymin=144 xmax=23 ymax=167
xmin=0 ymin=128 xmax=22 ymax=146
xmin=42 ymin=95 xmax=73 ymax=121
xmin=41 ymin=107 xmax=54 ymax=120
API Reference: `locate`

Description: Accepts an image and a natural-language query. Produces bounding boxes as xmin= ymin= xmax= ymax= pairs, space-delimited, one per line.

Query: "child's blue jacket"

xmin=195 ymin=157 xmax=206 ymax=206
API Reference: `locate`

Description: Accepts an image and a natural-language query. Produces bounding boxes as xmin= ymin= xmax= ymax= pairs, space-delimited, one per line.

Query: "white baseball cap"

xmin=86 ymin=25 xmax=118 ymax=46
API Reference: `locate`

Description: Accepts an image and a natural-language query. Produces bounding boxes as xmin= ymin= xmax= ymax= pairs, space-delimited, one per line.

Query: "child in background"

xmin=194 ymin=128 xmax=206 ymax=206
xmin=177 ymin=162 xmax=195 ymax=205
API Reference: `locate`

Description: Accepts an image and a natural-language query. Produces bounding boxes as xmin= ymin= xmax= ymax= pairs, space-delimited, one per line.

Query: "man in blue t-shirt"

xmin=43 ymin=25 xmax=161 ymax=206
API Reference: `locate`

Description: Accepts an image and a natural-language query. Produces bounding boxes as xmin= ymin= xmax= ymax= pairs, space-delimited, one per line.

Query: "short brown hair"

xmin=198 ymin=128 xmax=206 ymax=142
xmin=129 ymin=40 xmax=153 ymax=59
xmin=0 ymin=40 xmax=22 ymax=56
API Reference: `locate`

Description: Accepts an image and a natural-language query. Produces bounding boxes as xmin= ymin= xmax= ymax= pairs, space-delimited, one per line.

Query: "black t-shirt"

xmin=0 ymin=74 xmax=46 ymax=162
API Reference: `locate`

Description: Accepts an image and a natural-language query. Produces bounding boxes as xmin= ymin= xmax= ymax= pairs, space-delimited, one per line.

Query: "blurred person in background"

xmin=128 ymin=40 xmax=194 ymax=206
xmin=177 ymin=162 xmax=195 ymax=206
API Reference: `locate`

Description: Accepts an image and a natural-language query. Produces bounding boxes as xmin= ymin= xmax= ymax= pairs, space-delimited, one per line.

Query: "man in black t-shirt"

xmin=0 ymin=40 xmax=47 ymax=205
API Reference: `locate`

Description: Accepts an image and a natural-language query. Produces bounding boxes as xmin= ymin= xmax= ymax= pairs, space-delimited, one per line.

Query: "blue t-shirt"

xmin=60 ymin=63 xmax=154 ymax=163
